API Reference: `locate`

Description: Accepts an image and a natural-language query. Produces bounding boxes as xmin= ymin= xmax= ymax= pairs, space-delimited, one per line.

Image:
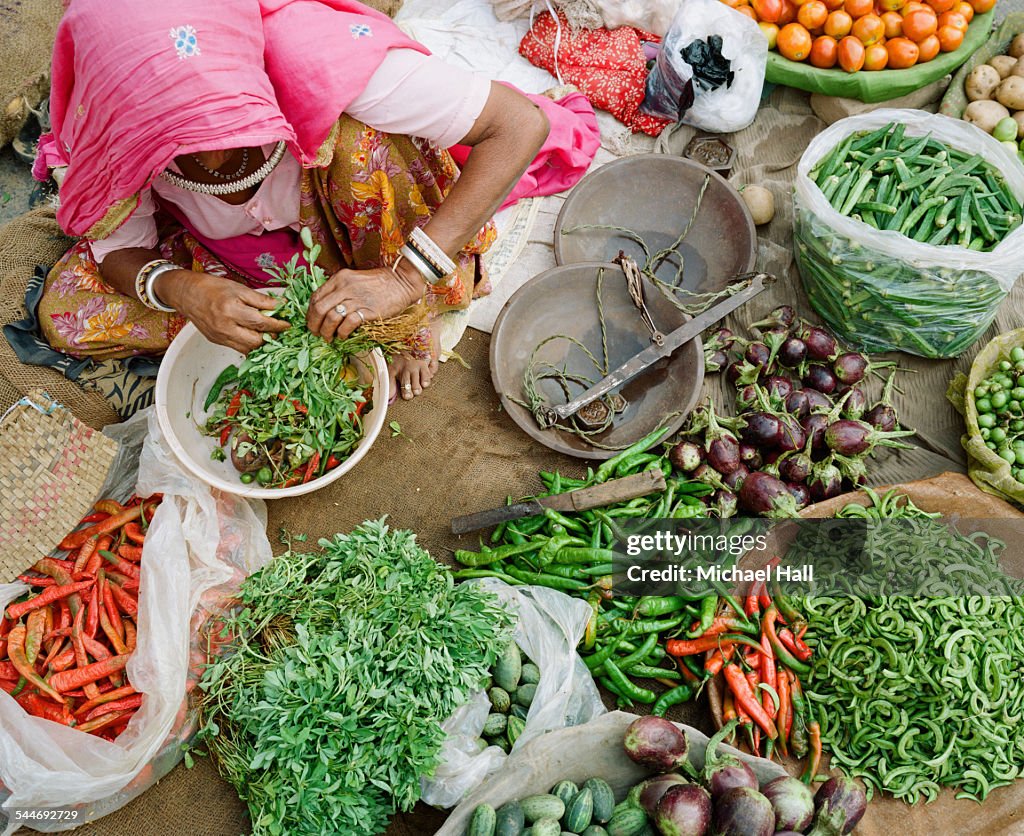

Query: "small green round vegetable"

xmin=993 ymin=391 xmax=1009 ymax=409
xmin=991 ymin=427 xmax=1007 ymax=443
xmin=1011 ymin=347 xmax=1024 ymax=363
xmin=256 ymin=466 xmax=273 ymax=485
xmin=978 ymin=413 xmax=996 ymax=429
xmin=977 ymin=398 xmax=993 ymax=413
xmin=999 ymin=447 xmax=1016 ymax=464
xmin=239 ymin=472 xmax=254 ymax=484
xmin=521 ymin=663 xmax=541 ymax=686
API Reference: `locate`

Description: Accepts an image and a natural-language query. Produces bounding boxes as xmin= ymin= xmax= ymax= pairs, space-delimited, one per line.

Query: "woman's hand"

xmin=156 ymin=270 xmax=289 ymax=353
xmin=306 ymin=260 xmax=425 ymax=342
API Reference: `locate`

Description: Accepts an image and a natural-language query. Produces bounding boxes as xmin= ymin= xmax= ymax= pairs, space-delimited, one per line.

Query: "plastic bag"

xmin=795 ymin=109 xmax=1024 ymax=359
xmin=420 ymin=580 xmax=605 ymax=808
xmin=0 ymin=408 xmax=272 ymax=834
xmin=594 ymin=0 xmax=680 ymax=36
xmin=640 ymin=0 xmax=767 ymax=133
xmin=947 ymin=328 xmax=1024 ymax=507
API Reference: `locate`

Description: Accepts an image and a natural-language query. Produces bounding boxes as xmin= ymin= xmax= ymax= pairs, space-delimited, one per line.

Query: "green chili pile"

xmin=197 ymin=521 xmax=514 ymax=836
xmin=453 ymin=428 xmax=724 ymax=712
xmin=794 ymin=488 xmax=1024 ymax=804
xmin=796 ymin=121 xmax=1023 ymax=358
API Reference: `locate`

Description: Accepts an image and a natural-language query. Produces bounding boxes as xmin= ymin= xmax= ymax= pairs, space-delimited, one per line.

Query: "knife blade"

xmin=548 ymin=273 xmax=772 ymax=422
xmin=450 ymin=469 xmax=666 ymax=534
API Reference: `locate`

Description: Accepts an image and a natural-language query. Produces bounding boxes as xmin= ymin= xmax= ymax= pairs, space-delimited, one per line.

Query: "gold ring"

xmin=334 ymin=304 xmax=347 ymax=317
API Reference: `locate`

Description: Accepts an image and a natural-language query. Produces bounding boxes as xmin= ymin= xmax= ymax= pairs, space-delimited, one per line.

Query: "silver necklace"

xmin=161 ymin=141 xmax=287 ymax=196
xmin=191 ymin=147 xmax=249 ymax=180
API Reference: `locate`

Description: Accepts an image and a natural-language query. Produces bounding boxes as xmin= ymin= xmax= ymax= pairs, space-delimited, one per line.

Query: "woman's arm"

xmin=99 ymin=247 xmax=288 ymax=353
xmin=306 ymin=82 xmax=550 ymax=341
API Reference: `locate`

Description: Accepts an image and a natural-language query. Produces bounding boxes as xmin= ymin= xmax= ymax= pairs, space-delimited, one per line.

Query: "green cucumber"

xmin=606 ymin=807 xmax=649 ymax=836
xmin=583 ymin=778 xmax=615 ymax=824
xmin=521 ymin=662 xmax=541 ymax=685
xmin=581 ymin=828 xmax=610 ymax=836
xmin=494 ymin=641 xmax=523 ymax=691
xmin=515 ymin=683 xmax=537 ymax=708
xmin=531 ymin=820 xmax=561 ymax=836
xmin=483 ymin=713 xmax=508 ymax=737
xmin=551 ymin=781 xmax=579 ymax=809
xmin=521 ymin=795 xmax=566 ymax=824
xmin=564 ymin=788 xmax=594 ymax=833
xmin=507 ymin=715 xmax=526 ymax=748
xmin=489 ymin=687 xmax=512 ymax=713
xmin=468 ymin=803 xmax=497 ymax=836
xmin=495 ymin=800 xmax=526 ymax=836
xmin=510 ymin=704 xmax=529 ymax=721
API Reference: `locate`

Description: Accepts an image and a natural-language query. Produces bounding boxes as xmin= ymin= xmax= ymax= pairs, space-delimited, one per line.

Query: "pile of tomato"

xmin=722 ymin=0 xmax=994 ymax=71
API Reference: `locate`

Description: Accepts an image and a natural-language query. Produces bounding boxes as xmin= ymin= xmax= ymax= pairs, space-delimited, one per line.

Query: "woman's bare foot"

xmin=389 ymin=329 xmax=440 ymax=400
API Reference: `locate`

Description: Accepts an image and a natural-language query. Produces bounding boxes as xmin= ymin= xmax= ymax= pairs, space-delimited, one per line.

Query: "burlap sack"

xmin=0 ymin=0 xmax=63 ymax=148
xmin=0 ymin=208 xmax=118 ymax=428
xmin=363 ymin=0 xmax=404 ymax=16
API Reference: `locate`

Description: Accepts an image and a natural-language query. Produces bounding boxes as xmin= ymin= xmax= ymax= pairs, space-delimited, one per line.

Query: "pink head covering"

xmin=38 ymin=0 xmax=425 ymax=236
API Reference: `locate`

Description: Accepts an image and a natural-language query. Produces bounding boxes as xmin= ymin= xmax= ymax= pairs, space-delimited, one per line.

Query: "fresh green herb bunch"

xmin=198 ymin=520 xmax=515 ymax=836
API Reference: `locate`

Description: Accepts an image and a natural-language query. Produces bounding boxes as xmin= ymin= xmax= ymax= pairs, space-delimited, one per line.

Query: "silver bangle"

xmin=136 ymin=261 xmax=178 ymax=312
xmin=399 ymin=244 xmax=440 ymax=285
xmin=408 ymin=227 xmax=457 ymax=278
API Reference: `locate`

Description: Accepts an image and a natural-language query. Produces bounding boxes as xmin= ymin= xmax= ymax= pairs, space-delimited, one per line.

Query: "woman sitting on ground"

xmin=34 ymin=0 xmax=596 ymax=399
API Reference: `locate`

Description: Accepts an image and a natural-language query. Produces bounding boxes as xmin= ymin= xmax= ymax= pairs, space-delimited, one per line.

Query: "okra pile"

xmin=795 ymin=125 xmax=1022 ymax=358
xmin=810 ymin=122 xmax=1022 ymax=251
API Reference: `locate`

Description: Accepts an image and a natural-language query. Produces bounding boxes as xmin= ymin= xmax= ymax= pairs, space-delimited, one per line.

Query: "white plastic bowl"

xmin=155 ymin=323 xmax=388 ymax=499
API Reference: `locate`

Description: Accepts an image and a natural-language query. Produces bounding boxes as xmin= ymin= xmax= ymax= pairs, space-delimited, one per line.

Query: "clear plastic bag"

xmin=0 ymin=408 xmax=272 ymax=834
xmin=640 ymin=0 xmax=767 ymax=132
xmin=795 ymin=109 xmax=1024 ymax=359
xmin=420 ymin=580 xmax=605 ymax=808
xmin=594 ymin=0 xmax=680 ymax=36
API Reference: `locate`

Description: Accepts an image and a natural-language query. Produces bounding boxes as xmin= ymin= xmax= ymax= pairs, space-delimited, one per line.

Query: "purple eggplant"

xmin=803 ymin=326 xmax=839 ymax=362
xmin=834 ymin=452 xmax=868 ymax=487
xmin=737 ymin=384 xmax=760 ymax=411
xmin=739 ymin=443 xmax=763 ymax=470
xmin=745 ymin=341 xmax=771 ymax=369
xmin=779 ymin=441 xmax=813 ymax=483
xmin=864 ymin=369 xmax=899 ymax=432
xmin=804 ymin=388 xmax=834 ymax=414
xmin=655 ymin=784 xmax=712 ymax=836
xmin=701 ymin=720 xmax=758 ymax=801
xmin=670 ymin=441 xmax=704 ymax=473
xmin=833 ymin=352 xmax=869 ymax=385
xmin=722 ymin=464 xmax=749 ymax=492
xmin=761 ymin=776 xmax=815 ymax=832
xmin=765 ymin=375 xmax=795 ymax=404
xmin=777 ymin=415 xmax=807 ymax=453
xmin=786 ymin=481 xmax=810 ymax=509
xmin=778 ymin=336 xmax=808 ymax=368
xmin=712 ymin=489 xmax=738 ymax=518
xmin=727 ymin=360 xmax=760 ymax=387
xmin=810 ymin=776 xmax=867 ymax=835
xmin=786 ymin=389 xmax=810 ymax=418
xmin=635 ymin=773 xmax=690 ymax=817
xmin=808 ymin=457 xmax=843 ymax=502
xmin=707 ymin=327 xmax=735 ymax=352
xmin=623 ymin=715 xmax=689 ymax=772
xmin=824 ymin=419 xmax=915 ymax=457
xmin=752 ymin=304 xmax=796 ymax=330
xmin=739 ymin=471 xmax=799 ymax=518
xmin=801 ymin=414 xmax=829 ymax=452
xmin=705 ymin=349 xmax=729 ymax=374
xmin=842 ymin=387 xmax=867 ymax=420
xmin=712 ymin=787 xmax=775 ymax=836
xmin=707 ymin=436 xmax=741 ymax=476
xmin=803 ymin=364 xmax=838 ymax=396
xmin=741 ymin=412 xmax=782 ymax=448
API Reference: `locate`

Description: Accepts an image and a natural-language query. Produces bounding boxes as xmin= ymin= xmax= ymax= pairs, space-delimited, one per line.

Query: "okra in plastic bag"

xmin=794 ymin=109 xmax=1024 ymax=359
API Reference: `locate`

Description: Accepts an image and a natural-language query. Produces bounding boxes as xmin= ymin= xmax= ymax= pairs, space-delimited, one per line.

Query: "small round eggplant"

xmin=833 ymin=352 xmax=871 ymax=385
xmin=712 ymin=787 xmax=774 ymax=836
xmin=712 ymin=489 xmax=739 ymax=518
xmin=739 ymin=471 xmax=799 ymax=518
xmin=842 ymin=387 xmax=868 ymax=421
xmin=761 ymin=776 xmax=814 ymax=833
xmin=722 ymin=464 xmax=749 ymax=492
xmin=803 ymin=389 xmax=834 ymax=414
xmin=741 ymin=412 xmax=782 ymax=448
xmin=777 ymin=416 xmax=807 ymax=453
xmin=739 ymin=443 xmax=763 ymax=470
xmin=623 ymin=715 xmax=689 ymax=772
xmin=778 ymin=337 xmax=808 ymax=368
xmin=637 ymin=773 xmax=690 ymax=817
xmin=801 ymin=414 xmax=829 ymax=452
xmin=804 ymin=326 xmax=839 ymax=362
xmin=707 ymin=435 xmax=741 ymax=476
xmin=813 ymin=776 xmax=867 ymax=835
xmin=765 ymin=375 xmax=795 ymax=404
xmin=655 ymin=784 xmax=712 ymax=836
xmin=786 ymin=481 xmax=810 ymax=510
xmin=670 ymin=441 xmax=704 ymax=473
xmin=803 ymin=364 xmax=838 ymax=396
xmin=745 ymin=341 xmax=771 ymax=369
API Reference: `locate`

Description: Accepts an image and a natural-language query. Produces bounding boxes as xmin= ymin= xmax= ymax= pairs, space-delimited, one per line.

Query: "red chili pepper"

xmin=687 ymin=614 xmax=752 ymax=638
xmin=763 ymin=606 xmax=812 ymax=676
xmin=85 ymin=693 xmax=143 ymax=722
xmin=354 ymin=399 xmax=367 ymax=418
xmin=15 ymin=691 xmax=75 ymax=725
xmin=760 ymin=634 xmax=777 ymax=721
xmin=99 ymin=607 xmax=129 ymax=656
xmin=71 ymin=603 xmax=100 ymax=700
xmin=74 ymin=684 xmax=137 ymax=717
xmin=85 ymin=583 xmax=100 ymax=639
xmin=703 ymin=643 xmax=737 ymax=677
xmin=124 ymin=522 xmax=146 ymax=545
xmin=280 ymin=475 xmax=302 ymax=488
xmin=302 ymin=451 xmax=322 ymax=484
xmin=76 ymin=707 xmax=133 ymax=735
xmin=123 ymin=620 xmax=137 ymax=654
xmin=107 ymin=581 xmax=138 ymax=617
xmin=219 ymin=425 xmax=231 ymax=446
xmin=50 ymin=654 xmax=130 ymax=693
xmin=99 ymin=550 xmax=140 ymax=580
xmin=801 ymin=721 xmax=822 ymax=784
xmin=118 ymin=544 xmax=144 ymax=562
xmin=50 ymin=646 xmax=77 ymax=672
xmin=778 ymin=670 xmax=792 ymax=757
xmin=5 ymin=580 xmax=94 ymax=622
xmin=78 ymin=511 xmax=109 ymax=525
xmin=17 ymin=575 xmax=55 ymax=587
xmin=100 ymin=576 xmax=125 ymax=643
xmin=59 ymin=505 xmax=144 ymax=551
xmin=746 ymin=667 xmax=762 ymax=755
xmin=667 ymin=633 xmax=767 ymax=658
xmin=778 ymin=627 xmax=813 ymax=662
xmin=325 ymin=453 xmax=342 ymax=470
xmin=744 ymin=581 xmax=761 ymax=617
xmin=724 ymin=663 xmax=778 ymax=741
xmin=73 ymin=536 xmax=99 ymax=574
xmin=6 ymin=625 xmax=64 ymax=702
xmin=224 ymin=389 xmax=250 ymax=418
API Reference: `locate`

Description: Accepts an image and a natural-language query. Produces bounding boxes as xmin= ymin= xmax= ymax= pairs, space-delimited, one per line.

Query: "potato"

xmin=740 ymin=185 xmax=775 ymax=225
xmin=964 ymin=99 xmax=1011 ymax=134
xmin=988 ymin=55 xmax=1018 ymax=79
xmin=966 ymin=64 xmax=1001 ymax=101
xmin=1011 ymin=57 xmax=1024 ymax=78
xmin=1012 ymin=111 xmax=1024 ymax=140
xmin=997 ymin=76 xmax=1024 ymax=111
xmin=1010 ymin=33 xmax=1024 ymax=59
